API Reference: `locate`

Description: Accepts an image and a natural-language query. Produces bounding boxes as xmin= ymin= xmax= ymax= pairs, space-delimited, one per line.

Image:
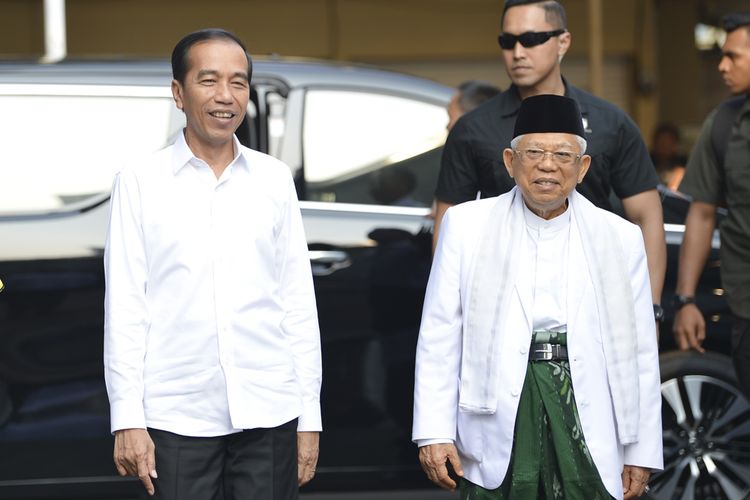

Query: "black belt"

xmin=529 ymin=343 xmax=568 ymax=361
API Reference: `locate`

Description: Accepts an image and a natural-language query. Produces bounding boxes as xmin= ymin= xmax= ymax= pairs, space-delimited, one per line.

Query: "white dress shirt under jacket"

xmin=524 ymin=204 xmax=569 ymax=332
xmin=104 ymin=132 xmax=322 ymax=437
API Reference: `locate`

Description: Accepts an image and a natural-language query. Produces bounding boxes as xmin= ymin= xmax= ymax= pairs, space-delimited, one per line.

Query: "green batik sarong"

xmin=460 ymin=331 xmax=613 ymax=500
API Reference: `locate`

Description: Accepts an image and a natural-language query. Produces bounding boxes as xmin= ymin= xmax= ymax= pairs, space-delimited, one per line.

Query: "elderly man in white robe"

xmin=413 ymin=94 xmax=662 ymax=500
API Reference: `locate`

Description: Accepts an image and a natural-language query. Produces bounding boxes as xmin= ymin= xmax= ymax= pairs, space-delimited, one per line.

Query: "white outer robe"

xmin=412 ymin=193 xmax=663 ymax=499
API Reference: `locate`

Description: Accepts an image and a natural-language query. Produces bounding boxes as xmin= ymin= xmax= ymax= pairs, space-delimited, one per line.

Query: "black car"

xmin=0 ymin=60 xmax=747 ymax=500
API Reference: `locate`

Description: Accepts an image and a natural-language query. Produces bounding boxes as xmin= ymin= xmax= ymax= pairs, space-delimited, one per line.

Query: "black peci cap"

xmin=722 ymin=12 xmax=750 ymax=33
xmin=513 ymin=94 xmax=584 ymax=140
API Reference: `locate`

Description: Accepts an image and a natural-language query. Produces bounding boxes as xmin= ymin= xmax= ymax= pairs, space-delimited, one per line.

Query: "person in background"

xmin=104 ymin=29 xmax=322 ymax=499
xmin=414 ymin=94 xmax=662 ymax=500
xmin=673 ymin=11 xmax=750 ymax=399
xmin=649 ymin=122 xmax=687 ymax=191
xmin=447 ymin=80 xmax=502 ymax=130
xmin=432 ymin=0 xmax=666 ymax=322
xmin=430 ymin=80 xmax=502 ymax=219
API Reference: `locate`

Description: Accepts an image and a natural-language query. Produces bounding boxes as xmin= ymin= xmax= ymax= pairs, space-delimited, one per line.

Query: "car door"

xmin=0 ymin=81 xmax=184 ymax=496
xmin=292 ymin=85 xmax=450 ymax=484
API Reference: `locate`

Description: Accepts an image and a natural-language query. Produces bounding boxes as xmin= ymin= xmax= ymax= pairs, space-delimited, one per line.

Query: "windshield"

xmin=0 ymin=86 xmax=183 ymax=215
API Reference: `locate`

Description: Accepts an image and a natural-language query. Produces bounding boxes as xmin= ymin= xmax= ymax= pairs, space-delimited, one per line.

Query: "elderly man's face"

xmin=503 ymin=132 xmax=590 ymax=219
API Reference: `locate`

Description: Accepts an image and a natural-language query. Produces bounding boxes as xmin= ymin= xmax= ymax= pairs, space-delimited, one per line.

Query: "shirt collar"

xmin=522 ymin=198 xmax=572 ymax=232
xmin=500 ymin=77 xmax=589 ymax=119
xmin=171 ymin=130 xmax=248 ymax=174
xmin=739 ymin=94 xmax=750 ymax=119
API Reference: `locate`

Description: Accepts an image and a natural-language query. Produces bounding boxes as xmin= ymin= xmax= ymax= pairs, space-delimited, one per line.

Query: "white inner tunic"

xmin=522 ymin=201 xmax=571 ymax=332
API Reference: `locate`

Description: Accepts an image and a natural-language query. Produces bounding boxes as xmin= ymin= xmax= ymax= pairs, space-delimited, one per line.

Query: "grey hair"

xmin=456 ymin=80 xmax=501 ymax=113
xmin=510 ymin=134 xmax=587 ymax=154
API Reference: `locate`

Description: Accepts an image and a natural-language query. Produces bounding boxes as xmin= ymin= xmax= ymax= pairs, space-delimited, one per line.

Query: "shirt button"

xmin=511 ymin=389 xmax=520 ymax=397
xmin=520 ymin=346 xmax=528 ymax=355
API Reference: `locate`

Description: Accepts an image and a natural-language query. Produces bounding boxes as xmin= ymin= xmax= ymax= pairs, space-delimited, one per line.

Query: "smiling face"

xmin=171 ymin=38 xmax=250 ymax=157
xmin=503 ymin=132 xmax=590 ymax=219
xmin=501 ymin=4 xmax=570 ymax=96
xmin=718 ymin=26 xmax=750 ymax=95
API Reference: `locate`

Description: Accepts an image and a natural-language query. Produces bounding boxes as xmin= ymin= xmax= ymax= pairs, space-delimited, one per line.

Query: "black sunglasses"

xmin=497 ymin=29 xmax=566 ymax=50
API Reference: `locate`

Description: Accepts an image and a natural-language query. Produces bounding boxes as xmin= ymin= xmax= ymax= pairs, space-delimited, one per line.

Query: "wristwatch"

xmin=671 ymin=294 xmax=695 ymax=311
xmin=653 ymin=304 xmax=664 ymax=321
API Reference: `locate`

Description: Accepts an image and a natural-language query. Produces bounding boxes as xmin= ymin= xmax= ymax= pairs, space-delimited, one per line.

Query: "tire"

xmin=648 ymin=350 xmax=750 ymax=500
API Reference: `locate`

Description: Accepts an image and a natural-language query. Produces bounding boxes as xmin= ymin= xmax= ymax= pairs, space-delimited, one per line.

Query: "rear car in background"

xmin=0 ymin=60 xmax=748 ymax=500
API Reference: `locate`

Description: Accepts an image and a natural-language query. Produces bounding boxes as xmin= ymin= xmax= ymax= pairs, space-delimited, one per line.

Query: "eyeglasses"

xmin=498 ymin=29 xmax=566 ymax=50
xmin=513 ymin=148 xmax=581 ymax=165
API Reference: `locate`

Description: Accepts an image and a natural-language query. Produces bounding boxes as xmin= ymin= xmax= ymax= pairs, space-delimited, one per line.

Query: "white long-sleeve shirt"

xmin=104 ymin=132 xmax=322 ymax=437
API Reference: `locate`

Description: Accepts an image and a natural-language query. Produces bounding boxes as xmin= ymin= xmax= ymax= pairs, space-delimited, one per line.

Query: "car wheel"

xmin=648 ymin=350 xmax=750 ymax=500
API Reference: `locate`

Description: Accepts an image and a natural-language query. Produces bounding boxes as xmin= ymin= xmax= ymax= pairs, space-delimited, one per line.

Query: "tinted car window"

xmin=0 ymin=87 xmax=182 ymax=215
xmin=302 ymin=89 xmax=447 ymax=207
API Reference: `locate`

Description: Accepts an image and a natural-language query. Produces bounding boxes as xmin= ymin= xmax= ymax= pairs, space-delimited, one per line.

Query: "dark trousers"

xmin=144 ymin=418 xmax=298 ymax=500
xmin=732 ymin=316 xmax=750 ymax=400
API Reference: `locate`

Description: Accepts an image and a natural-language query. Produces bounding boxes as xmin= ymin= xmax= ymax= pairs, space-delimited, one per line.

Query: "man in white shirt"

xmin=413 ymin=95 xmax=662 ymax=499
xmin=104 ymin=29 xmax=322 ymax=499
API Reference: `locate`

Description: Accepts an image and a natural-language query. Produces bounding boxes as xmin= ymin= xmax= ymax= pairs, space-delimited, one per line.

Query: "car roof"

xmin=0 ymin=57 xmax=452 ymax=103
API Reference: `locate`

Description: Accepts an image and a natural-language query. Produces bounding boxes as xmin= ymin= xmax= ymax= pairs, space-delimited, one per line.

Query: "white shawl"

xmin=459 ymin=187 xmax=640 ymax=444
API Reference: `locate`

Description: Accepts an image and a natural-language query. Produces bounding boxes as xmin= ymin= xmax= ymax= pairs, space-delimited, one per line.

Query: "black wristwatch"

xmin=671 ymin=294 xmax=695 ymax=311
xmin=653 ymin=304 xmax=664 ymax=322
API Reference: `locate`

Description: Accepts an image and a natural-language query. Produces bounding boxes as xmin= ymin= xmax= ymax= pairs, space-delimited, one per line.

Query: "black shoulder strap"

xmin=710 ymin=96 xmax=744 ymax=169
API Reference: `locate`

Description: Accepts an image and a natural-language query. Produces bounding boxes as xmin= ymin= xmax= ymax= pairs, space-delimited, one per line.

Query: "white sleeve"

xmin=103 ymin=170 xmax=149 ymax=433
xmin=277 ymin=174 xmax=322 ymax=432
xmin=412 ymin=208 xmax=464 ymax=442
xmin=623 ymin=224 xmax=664 ymax=470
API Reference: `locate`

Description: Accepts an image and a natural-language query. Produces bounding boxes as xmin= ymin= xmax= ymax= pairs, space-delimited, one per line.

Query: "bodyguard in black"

xmin=433 ymin=0 xmax=666 ymax=309
xmin=437 ymin=81 xmax=658 ymax=213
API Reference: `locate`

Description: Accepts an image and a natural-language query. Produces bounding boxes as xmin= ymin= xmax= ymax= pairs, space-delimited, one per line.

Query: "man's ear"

xmin=502 ymin=148 xmax=515 ymax=178
xmin=577 ymin=154 xmax=592 ymax=183
xmin=557 ymin=31 xmax=571 ymax=60
xmin=171 ymin=79 xmax=184 ymax=111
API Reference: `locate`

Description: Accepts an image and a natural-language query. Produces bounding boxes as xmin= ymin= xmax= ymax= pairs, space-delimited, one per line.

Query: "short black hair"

xmin=722 ymin=12 xmax=750 ymax=34
xmin=502 ymin=0 xmax=567 ymax=30
xmin=456 ymin=80 xmax=501 ymax=113
xmin=171 ymin=28 xmax=253 ymax=84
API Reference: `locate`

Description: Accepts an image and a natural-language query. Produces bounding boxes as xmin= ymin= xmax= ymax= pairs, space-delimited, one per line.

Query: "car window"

xmin=266 ymin=90 xmax=287 ymax=159
xmin=0 ymin=86 xmax=271 ymax=216
xmin=302 ymin=89 xmax=447 ymax=207
xmin=0 ymin=86 xmax=183 ymax=215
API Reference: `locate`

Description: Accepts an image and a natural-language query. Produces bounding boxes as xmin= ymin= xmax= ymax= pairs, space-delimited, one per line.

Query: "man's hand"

xmin=297 ymin=431 xmax=319 ymax=486
xmin=418 ymin=443 xmax=464 ymax=491
xmin=622 ymin=464 xmax=651 ymax=499
xmin=673 ymin=303 xmax=706 ymax=353
xmin=113 ymin=428 xmax=157 ymax=496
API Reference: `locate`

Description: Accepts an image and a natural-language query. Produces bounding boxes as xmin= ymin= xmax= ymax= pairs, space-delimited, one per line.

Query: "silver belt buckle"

xmin=534 ymin=343 xmax=553 ymax=361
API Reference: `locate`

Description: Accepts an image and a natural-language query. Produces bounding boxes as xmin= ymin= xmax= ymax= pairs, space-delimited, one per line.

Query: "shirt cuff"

xmin=297 ymin=400 xmax=322 ymax=432
xmin=109 ymin=399 xmax=146 ymax=434
xmin=417 ymin=438 xmax=454 ymax=447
